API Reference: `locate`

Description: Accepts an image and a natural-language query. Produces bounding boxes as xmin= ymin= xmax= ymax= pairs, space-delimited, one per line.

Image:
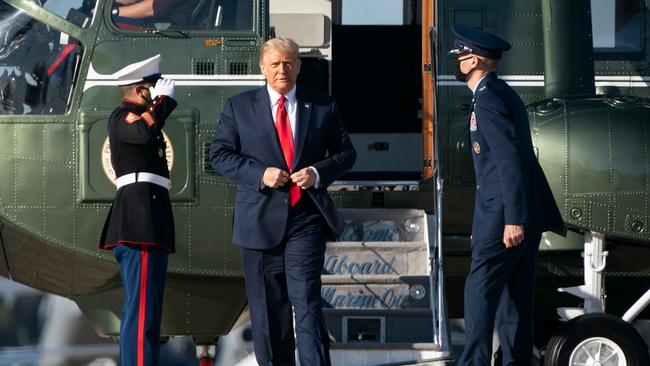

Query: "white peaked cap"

xmin=114 ymin=54 xmax=161 ymax=86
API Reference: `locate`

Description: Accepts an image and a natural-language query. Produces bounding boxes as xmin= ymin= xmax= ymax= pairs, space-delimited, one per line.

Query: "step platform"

xmin=322 ymin=209 xmax=450 ymax=365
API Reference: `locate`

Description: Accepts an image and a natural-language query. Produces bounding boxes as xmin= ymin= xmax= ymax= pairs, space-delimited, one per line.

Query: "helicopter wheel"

xmin=543 ymin=313 xmax=649 ymax=366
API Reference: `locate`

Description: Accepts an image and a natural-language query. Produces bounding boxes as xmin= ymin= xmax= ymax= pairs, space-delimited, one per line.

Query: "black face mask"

xmin=452 ymin=58 xmax=469 ymax=82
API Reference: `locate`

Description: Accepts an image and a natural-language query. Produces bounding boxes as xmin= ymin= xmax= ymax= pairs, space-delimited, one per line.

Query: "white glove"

xmin=149 ymin=78 xmax=175 ymax=99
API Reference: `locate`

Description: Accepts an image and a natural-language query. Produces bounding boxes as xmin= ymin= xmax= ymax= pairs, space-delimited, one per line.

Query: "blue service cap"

xmin=449 ymin=24 xmax=511 ymax=60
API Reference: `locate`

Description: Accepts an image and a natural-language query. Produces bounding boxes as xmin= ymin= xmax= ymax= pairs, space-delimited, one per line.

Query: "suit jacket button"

xmin=284 ymin=198 xmax=288 ymax=204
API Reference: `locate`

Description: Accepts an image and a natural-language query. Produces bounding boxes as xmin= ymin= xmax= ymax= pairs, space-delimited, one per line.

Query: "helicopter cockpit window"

xmin=0 ymin=5 xmax=83 ymax=115
xmin=26 ymin=0 xmax=96 ymax=28
xmin=591 ymin=0 xmax=643 ymax=58
xmin=111 ymin=0 xmax=253 ymax=32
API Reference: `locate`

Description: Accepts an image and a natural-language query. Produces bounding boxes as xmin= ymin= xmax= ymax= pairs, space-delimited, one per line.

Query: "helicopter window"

xmin=0 ymin=5 xmax=83 ymax=115
xmin=26 ymin=0 xmax=96 ymax=28
xmin=591 ymin=0 xmax=644 ymax=58
xmin=111 ymin=0 xmax=254 ymax=32
xmin=340 ymin=0 xmax=404 ymax=25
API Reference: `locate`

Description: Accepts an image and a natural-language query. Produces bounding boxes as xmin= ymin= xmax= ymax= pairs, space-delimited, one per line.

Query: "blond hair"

xmin=476 ymin=55 xmax=498 ymax=72
xmin=259 ymin=37 xmax=300 ymax=62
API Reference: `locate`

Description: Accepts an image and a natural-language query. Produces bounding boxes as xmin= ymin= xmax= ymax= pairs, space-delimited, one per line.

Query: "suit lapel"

xmin=253 ymin=87 xmax=287 ymax=169
xmin=292 ymin=89 xmax=312 ymax=170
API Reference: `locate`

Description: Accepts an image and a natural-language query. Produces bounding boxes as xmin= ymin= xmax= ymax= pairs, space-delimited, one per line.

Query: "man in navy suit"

xmin=449 ymin=25 xmax=564 ymax=365
xmin=209 ymin=37 xmax=356 ymax=366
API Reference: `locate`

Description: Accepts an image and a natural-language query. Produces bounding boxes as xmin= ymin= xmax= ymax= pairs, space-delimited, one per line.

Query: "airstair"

xmin=323 ymin=209 xmax=451 ymax=365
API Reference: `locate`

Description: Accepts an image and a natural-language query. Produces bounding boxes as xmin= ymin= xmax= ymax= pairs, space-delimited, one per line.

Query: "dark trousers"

xmin=114 ymin=244 xmax=169 ymax=366
xmin=458 ymin=231 xmax=542 ymax=366
xmin=240 ymin=197 xmax=331 ymax=366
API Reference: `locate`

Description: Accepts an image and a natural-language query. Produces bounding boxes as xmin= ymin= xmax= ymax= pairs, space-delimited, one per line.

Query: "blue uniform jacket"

xmin=209 ymin=87 xmax=356 ymax=249
xmin=470 ymin=73 xmax=563 ymax=240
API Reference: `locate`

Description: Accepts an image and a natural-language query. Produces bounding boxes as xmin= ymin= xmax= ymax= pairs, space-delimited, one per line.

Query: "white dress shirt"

xmin=267 ymin=85 xmax=298 ymax=142
xmin=266 ymin=85 xmax=321 ymax=188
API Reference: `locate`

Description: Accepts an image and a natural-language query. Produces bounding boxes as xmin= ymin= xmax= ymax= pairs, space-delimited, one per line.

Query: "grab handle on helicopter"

xmin=586 ymin=250 xmax=608 ymax=272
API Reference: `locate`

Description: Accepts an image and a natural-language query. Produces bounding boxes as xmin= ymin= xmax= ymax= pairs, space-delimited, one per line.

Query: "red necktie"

xmin=275 ymin=96 xmax=301 ymax=206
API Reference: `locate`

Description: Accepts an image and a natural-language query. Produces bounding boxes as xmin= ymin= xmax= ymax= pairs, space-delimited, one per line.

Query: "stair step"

xmin=324 ymin=308 xmax=432 ymax=315
xmin=337 ymin=208 xmax=428 ymax=243
xmin=321 ymin=275 xmax=429 ymax=284
xmin=330 ymin=343 xmax=441 ymax=351
xmin=321 ymin=277 xmax=430 ymax=310
xmin=324 ymin=242 xmax=429 ymax=276
xmin=325 ymin=309 xmax=434 ymax=343
xmin=330 ymin=346 xmax=450 ymax=366
xmin=328 ymin=241 xmax=428 ymax=247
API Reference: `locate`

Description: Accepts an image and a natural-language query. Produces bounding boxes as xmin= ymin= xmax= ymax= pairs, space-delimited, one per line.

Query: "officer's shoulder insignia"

xmin=142 ymin=112 xmax=156 ymax=127
xmin=473 ymin=141 xmax=481 ymax=154
xmin=470 ymin=111 xmax=478 ymax=131
xmin=124 ymin=112 xmax=139 ymax=124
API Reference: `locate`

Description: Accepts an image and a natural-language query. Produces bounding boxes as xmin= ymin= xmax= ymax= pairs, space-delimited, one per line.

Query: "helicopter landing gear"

xmin=544 ymin=313 xmax=649 ymax=366
xmin=546 ymin=232 xmax=650 ymax=365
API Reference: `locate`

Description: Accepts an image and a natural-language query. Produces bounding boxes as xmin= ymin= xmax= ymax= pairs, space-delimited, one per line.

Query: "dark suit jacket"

xmin=470 ymin=73 xmax=564 ymax=240
xmin=209 ymin=86 xmax=356 ymax=249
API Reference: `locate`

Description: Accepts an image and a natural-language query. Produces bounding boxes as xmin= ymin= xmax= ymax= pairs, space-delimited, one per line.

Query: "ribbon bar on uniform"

xmin=115 ymin=172 xmax=170 ymax=190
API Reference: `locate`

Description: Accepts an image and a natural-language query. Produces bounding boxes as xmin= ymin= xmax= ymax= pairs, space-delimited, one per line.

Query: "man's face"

xmin=260 ymin=49 xmax=301 ymax=95
xmin=458 ymin=54 xmax=477 ymax=74
xmin=137 ymin=82 xmax=154 ymax=103
xmin=453 ymin=54 xmax=478 ymax=82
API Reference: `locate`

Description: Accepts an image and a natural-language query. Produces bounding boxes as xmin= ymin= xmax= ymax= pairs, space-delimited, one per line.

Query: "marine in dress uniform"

xmin=449 ymin=25 xmax=565 ymax=366
xmin=99 ymin=54 xmax=177 ymax=366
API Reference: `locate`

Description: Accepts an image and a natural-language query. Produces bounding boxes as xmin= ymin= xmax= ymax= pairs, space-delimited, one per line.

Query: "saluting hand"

xmin=263 ymin=167 xmax=290 ymax=188
xmin=149 ymin=78 xmax=175 ymax=99
xmin=291 ymin=168 xmax=316 ymax=189
xmin=503 ymin=224 xmax=524 ymax=248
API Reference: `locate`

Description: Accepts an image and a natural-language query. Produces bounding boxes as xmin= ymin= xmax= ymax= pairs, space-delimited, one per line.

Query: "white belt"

xmin=115 ymin=172 xmax=169 ymax=190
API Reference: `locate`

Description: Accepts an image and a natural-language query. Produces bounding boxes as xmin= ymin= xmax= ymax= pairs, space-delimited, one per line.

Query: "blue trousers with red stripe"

xmin=114 ymin=244 xmax=169 ymax=366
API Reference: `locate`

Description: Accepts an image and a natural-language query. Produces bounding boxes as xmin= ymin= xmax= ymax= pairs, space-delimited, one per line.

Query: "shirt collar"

xmin=472 ymin=73 xmax=490 ymax=95
xmin=121 ymin=98 xmax=148 ymax=113
xmin=267 ymin=84 xmax=297 ymax=106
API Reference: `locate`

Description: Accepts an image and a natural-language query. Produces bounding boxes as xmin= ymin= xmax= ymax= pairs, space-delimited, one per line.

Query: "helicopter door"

xmin=331 ymin=0 xmax=422 ymax=181
xmin=271 ymin=0 xmax=423 ymax=181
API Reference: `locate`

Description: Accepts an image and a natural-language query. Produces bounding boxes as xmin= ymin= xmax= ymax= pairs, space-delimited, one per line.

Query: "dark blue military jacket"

xmin=469 ymin=72 xmax=563 ymax=240
xmin=100 ymin=96 xmax=177 ymax=252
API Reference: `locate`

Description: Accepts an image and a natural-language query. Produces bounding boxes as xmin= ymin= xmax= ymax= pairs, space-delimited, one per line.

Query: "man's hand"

xmin=291 ymin=168 xmax=316 ymax=189
xmin=503 ymin=224 xmax=524 ymax=248
xmin=149 ymin=78 xmax=175 ymax=99
xmin=263 ymin=167 xmax=290 ymax=188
